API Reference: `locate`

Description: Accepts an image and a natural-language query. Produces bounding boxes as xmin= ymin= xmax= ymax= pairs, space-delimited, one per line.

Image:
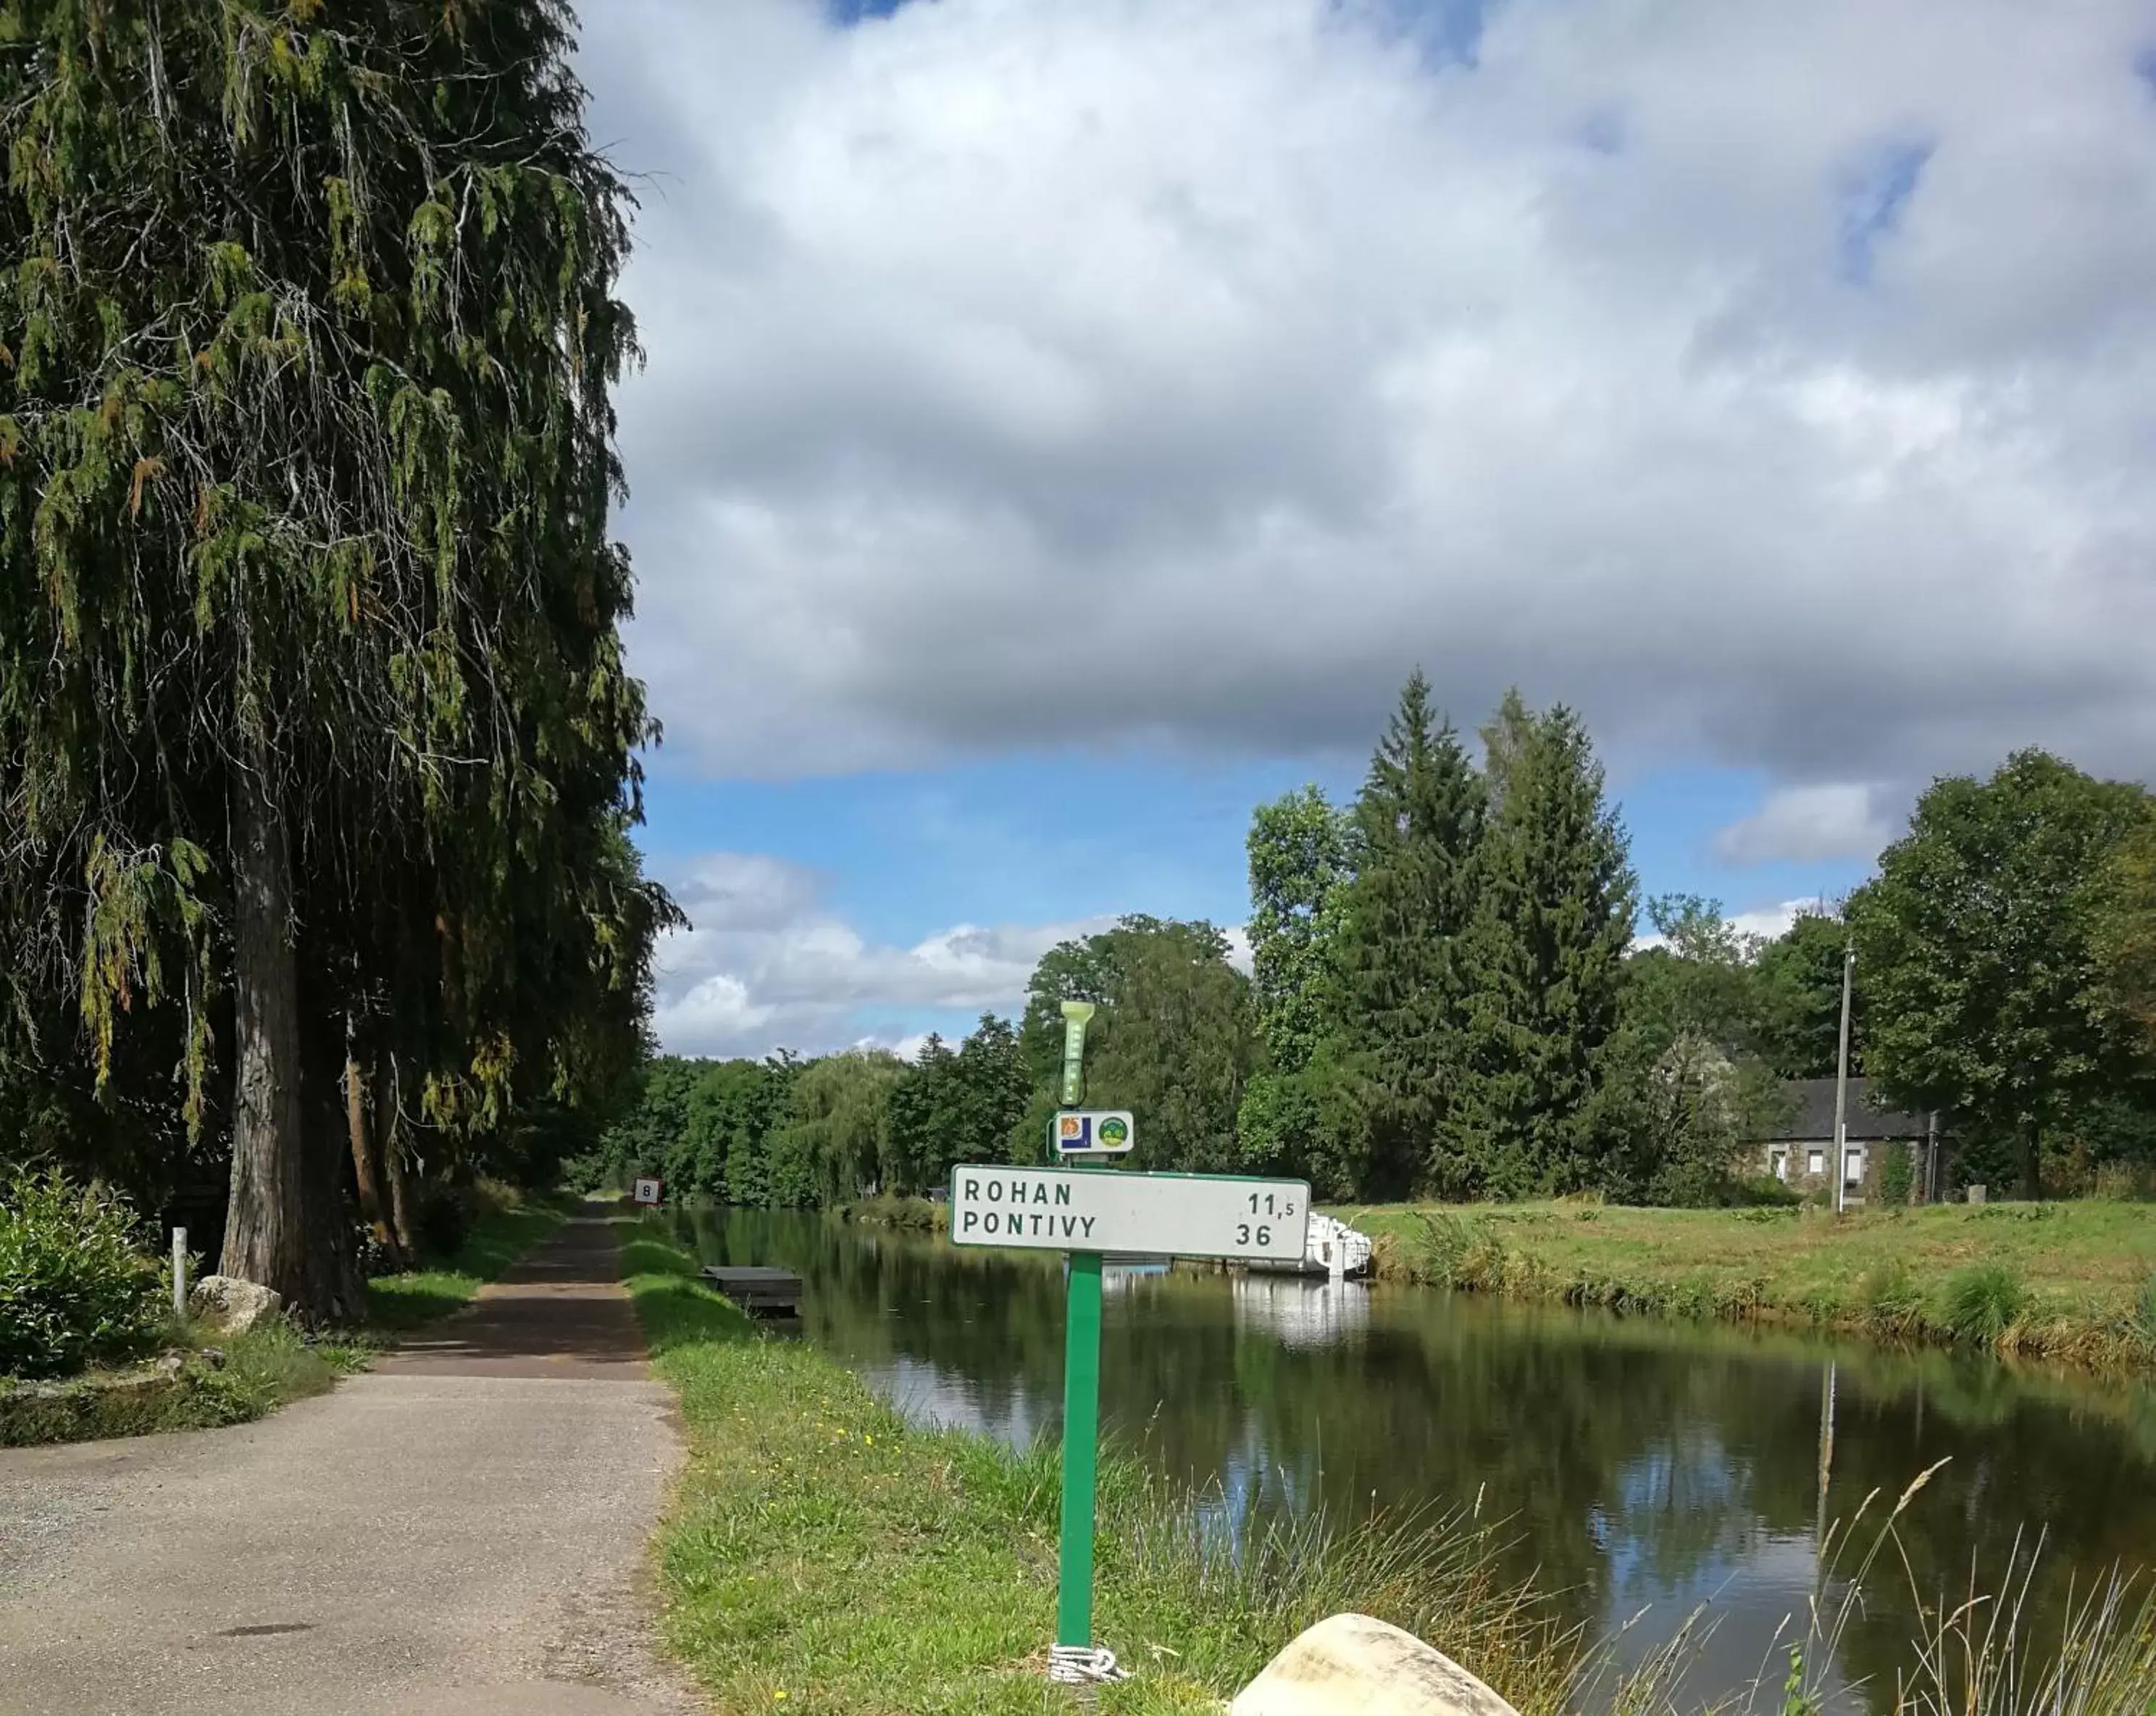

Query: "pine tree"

xmin=1450 ymin=703 xmax=1637 ymax=1197
xmin=1333 ymin=671 xmax=1485 ymax=1197
xmin=0 ymin=2 xmax=661 ymax=1313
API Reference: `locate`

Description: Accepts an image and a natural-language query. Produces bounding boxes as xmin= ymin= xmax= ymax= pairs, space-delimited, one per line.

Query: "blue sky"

xmin=580 ymin=0 xmax=2156 ymax=1057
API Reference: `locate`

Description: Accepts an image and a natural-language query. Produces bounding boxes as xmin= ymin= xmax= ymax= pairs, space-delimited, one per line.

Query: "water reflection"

xmin=674 ymin=1206 xmax=2156 ymax=1712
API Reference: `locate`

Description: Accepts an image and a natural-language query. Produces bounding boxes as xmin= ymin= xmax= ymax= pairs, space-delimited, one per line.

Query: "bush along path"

xmin=0 ymin=1181 xmax=573 ymax=1448
xmin=0 ymin=1201 xmax=699 ymax=1715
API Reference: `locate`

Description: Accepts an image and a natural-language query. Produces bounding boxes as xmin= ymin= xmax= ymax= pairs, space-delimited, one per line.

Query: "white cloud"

xmin=1728 ymin=898 xmax=1834 ymax=942
xmin=582 ymin=0 xmax=2156 ymax=790
xmin=648 ymin=851 xmax=1103 ymax=1055
xmin=1713 ymin=784 xmax=1896 ymax=866
xmin=1631 ymin=896 xmax=1831 ymax=953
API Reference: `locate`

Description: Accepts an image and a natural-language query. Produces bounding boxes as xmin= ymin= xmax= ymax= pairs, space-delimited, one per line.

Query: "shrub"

xmin=1876 ymin=1141 xmax=1915 ymax=1207
xmin=1731 ymin=1173 xmax=1802 ymax=1208
xmin=0 ymin=1171 xmax=167 ymax=1380
xmin=2135 ymin=1274 xmax=2156 ymax=1348
xmin=1941 ymin=1264 xmax=2026 ymax=1347
xmin=1858 ymin=1257 xmax=1925 ymax=1336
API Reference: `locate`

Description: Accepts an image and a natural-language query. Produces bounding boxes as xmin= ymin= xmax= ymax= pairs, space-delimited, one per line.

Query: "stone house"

xmin=1756 ymin=1076 xmax=1938 ymax=1204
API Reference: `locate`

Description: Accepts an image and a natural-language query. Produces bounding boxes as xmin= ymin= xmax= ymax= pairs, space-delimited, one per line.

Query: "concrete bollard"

xmin=1230 ymin=1614 xmax=1520 ymax=1716
xmin=172 ymin=1228 xmax=188 ymax=1320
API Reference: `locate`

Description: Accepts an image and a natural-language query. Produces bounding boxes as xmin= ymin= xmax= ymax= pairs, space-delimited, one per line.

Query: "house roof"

xmin=1764 ymin=1077 xmax=1930 ymax=1142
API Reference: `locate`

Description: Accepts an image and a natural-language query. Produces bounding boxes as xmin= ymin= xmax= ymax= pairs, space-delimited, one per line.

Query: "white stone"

xmin=187 ymin=1275 xmax=284 ymax=1336
xmin=1230 ymin=1614 xmax=1519 ymax=1716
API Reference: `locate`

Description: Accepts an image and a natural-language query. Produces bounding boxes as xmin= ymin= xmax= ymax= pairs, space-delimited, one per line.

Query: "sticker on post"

xmin=1051 ymin=1110 xmax=1135 ymax=1156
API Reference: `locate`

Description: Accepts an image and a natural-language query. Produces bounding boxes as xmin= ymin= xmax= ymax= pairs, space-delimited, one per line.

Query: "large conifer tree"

xmin=1 ymin=2 xmax=659 ymax=1313
xmin=1449 ymin=703 xmax=1636 ymax=1196
xmin=1333 ymin=671 xmax=1484 ymax=1196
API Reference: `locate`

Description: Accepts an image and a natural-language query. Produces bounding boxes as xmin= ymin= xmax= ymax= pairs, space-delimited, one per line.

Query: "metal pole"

xmin=1832 ymin=940 xmax=1855 ymax=1213
xmin=1056 ymin=1247 xmax=1104 ymax=1649
xmin=172 ymin=1227 xmax=188 ymax=1320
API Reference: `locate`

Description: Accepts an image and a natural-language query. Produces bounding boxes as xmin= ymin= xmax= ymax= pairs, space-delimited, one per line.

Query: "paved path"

xmin=0 ymin=1209 xmax=703 ymax=1716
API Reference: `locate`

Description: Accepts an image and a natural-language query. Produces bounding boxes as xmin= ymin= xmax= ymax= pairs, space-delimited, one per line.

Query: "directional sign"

xmin=1050 ymin=1109 xmax=1135 ymax=1157
xmin=949 ymin=1165 xmax=1311 ymax=1263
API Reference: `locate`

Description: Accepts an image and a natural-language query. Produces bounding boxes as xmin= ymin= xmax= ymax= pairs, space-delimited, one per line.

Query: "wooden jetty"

xmin=701 ymin=1265 xmax=803 ymax=1317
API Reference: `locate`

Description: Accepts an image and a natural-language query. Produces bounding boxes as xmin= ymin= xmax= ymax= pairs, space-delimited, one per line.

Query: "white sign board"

xmin=632 ymin=1176 xmax=663 ymax=1206
xmin=948 ymin=1165 xmax=1311 ymax=1263
xmin=1050 ymin=1110 xmax=1135 ymax=1157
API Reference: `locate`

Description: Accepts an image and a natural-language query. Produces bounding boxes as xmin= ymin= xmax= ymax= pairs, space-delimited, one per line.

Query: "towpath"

xmin=0 ymin=1207 xmax=700 ymax=1716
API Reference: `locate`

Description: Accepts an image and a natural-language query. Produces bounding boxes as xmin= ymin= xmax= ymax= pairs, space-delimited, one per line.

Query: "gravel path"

xmin=0 ymin=1209 xmax=703 ymax=1716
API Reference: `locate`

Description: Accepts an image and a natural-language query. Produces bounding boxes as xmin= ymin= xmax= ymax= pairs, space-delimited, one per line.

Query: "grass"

xmin=621 ymin=1219 xmax=1632 ymax=1714
xmin=0 ymin=1319 xmax=364 ymax=1447
xmin=1 ymin=1184 xmax=570 ymax=1447
xmin=364 ymin=1186 xmax=572 ymax=1331
xmin=1338 ymin=1199 xmax=2156 ymax=1373
xmin=624 ymin=1218 xmax=2156 ymax=1713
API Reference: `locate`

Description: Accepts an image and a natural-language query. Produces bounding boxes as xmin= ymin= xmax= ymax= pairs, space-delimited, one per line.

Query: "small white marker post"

xmin=172 ymin=1227 xmax=188 ymax=1320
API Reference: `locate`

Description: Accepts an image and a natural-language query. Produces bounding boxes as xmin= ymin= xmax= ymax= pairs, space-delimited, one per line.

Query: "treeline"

xmin=0 ymin=6 xmax=669 ymax=1315
xmin=600 ymin=676 xmax=2156 ymax=1211
xmin=1240 ymin=679 xmax=2155 ymax=1202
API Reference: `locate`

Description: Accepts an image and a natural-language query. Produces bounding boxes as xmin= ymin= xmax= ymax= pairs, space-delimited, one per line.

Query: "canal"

xmin=673 ymin=1205 xmax=2156 ymax=1709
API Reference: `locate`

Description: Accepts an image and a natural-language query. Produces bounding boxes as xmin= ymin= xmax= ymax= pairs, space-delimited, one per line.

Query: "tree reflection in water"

xmin=674 ymin=1205 xmax=2156 ymax=1713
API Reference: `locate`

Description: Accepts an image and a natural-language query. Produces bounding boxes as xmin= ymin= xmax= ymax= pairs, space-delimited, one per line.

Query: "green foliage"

xmin=0 ymin=0 xmax=673 ymax=1311
xmin=1858 ymin=1256 xmax=1924 ymax=1336
xmin=1753 ymin=910 xmax=1861 ymax=1079
xmin=1245 ymin=786 xmax=1353 ymax=1077
xmin=0 ymin=1319 xmax=345 ymax=1447
xmin=1850 ymin=752 xmax=2154 ymax=1200
xmin=1877 ymin=1139 xmax=1915 ymax=1208
xmin=2134 ymin=1274 xmax=2156 ymax=1348
xmin=1021 ymin=916 xmax=1255 ymax=1175
xmin=1333 ymin=671 xmax=1486 ymax=1197
xmin=1448 ymin=703 xmax=1637 ymax=1197
xmin=0 ymin=1171 xmax=166 ymax=1380
xmin=1942 ymin=1265 xmax=2027 ymax=1347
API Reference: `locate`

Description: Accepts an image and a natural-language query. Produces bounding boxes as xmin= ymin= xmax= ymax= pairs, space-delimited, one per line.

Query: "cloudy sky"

xmin=573 ymin=0 xmax=2156 ymax=1058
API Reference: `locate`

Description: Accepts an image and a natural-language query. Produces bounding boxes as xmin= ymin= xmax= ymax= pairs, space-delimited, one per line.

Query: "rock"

xmin=1230 ymin=1614 xmax=1519 ymax=1716
xmin=188 ymin=1275 xmax=284 ymax=1336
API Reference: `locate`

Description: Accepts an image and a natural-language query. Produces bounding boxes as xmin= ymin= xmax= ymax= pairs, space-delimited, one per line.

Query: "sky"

xmin=570 ymin=0 xmax=2156 ymax=1060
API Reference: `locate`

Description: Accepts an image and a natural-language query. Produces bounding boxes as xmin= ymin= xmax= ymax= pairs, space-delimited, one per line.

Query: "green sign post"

xmin=992 ymin=1003 xmax=1306 ymax=1684
xmin=1051 ymin=1001 xmax=1116 ymax=1683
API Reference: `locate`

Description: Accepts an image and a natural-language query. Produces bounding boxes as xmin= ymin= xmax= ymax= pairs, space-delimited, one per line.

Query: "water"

xmin=674 ymin=1206 xmax=2156 ymax=1709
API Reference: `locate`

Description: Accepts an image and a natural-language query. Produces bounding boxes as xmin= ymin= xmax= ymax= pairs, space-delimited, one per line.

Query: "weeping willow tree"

xmin=0 ymin=1 xmax=672 ymax=1315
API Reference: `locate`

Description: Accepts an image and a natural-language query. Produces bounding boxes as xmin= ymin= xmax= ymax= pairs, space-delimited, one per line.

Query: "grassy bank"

xmin=0 ymin=1321 xmax=362 ymax=1447
xmin=621 ymin=1220 xmax=1618 ymax=1714
xmin=1342 ymin=1199 xmax=2156 ymax=1372
xmin=624 ymin=1219 xmax=2156 ymax=1713
xmin=364 ymin=1186 xmax=573 ymax=1331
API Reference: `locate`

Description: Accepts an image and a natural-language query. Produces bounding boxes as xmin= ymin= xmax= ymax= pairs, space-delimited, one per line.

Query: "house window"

xmin=1844 ymin=1147 xmax=1865 ymax=1187
xmin=1807 ymin=1149 xmax=1826 ymax=1176
xmin=1771 ymin=1149 xmax=1789 ymax=1181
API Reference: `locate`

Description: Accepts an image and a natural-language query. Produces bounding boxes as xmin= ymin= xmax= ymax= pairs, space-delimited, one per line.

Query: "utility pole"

xmin=1832 ymin=939 xmax=1855 ymax=1214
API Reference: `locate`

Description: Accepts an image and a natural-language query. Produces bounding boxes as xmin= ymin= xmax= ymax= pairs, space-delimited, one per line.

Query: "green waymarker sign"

xmin=1058 ymin=1000 xmax=1095 ymax=1106
xmin=982 ymin=1000 xmax=1308 ymax=1684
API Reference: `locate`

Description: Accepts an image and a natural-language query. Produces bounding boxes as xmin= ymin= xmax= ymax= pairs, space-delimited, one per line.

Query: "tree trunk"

xmin=345 ymin=1026 xmax=396 ymax=1263
xmin=219 ymin=761 xmax=313 ymax=1305
xmin=2021 ymin=1118 xmax=2044 ymax=1202
xmin=377 ymin=1046 xmax=418 ymax=1261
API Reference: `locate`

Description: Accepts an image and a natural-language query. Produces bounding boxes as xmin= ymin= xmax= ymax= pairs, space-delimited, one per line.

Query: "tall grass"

xmin=1941 ymin=1266 xmax=2026 ymax=1348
